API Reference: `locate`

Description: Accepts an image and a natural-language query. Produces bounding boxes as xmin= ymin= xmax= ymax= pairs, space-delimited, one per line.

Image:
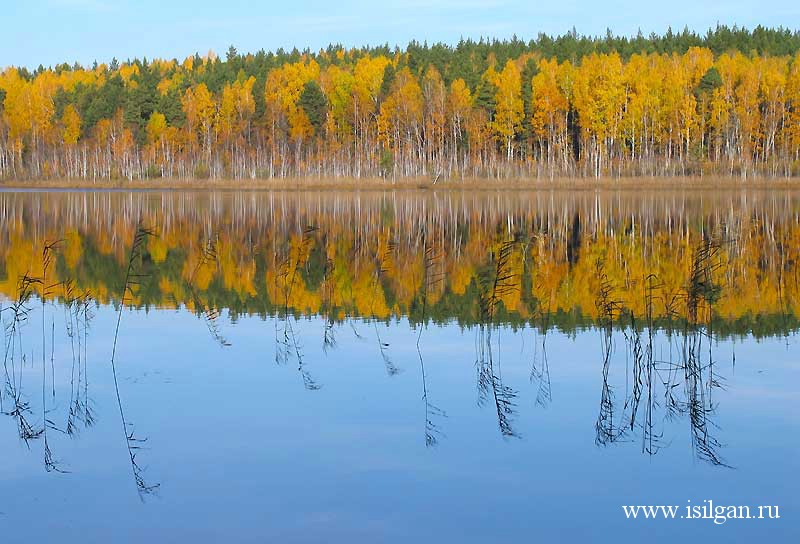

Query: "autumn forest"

xmin=2 ymin=26 xmax=800 ymax=182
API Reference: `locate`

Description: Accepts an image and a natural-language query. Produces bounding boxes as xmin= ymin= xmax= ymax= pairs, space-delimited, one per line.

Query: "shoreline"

xmin=2 ymin=176 xmax=800 ymax=192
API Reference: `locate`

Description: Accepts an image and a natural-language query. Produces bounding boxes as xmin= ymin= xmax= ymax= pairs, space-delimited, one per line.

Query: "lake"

xmin=0 ymin=188 xmax=798 ymax=542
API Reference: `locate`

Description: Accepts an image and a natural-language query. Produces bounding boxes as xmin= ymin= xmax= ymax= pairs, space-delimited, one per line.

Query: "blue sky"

xmin=2 ymin=0 xmax=798 ymax=68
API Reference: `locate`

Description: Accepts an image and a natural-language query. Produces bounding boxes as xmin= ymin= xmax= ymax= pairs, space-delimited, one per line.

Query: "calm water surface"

xmin=0 ymin=189 xmax=798 ymax=543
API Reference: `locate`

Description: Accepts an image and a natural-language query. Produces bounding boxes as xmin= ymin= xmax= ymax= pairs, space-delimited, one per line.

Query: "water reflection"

xmin=0 ymin=189 xmax=798 ymax=527
xmin=2 ymin=190 xmax=797 ymax=335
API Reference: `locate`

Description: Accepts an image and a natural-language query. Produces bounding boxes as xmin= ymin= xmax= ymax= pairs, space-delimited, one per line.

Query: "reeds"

xmin=109 ymin=222 xmax=160 ymax=498
xmin=478 ymin=239 xmax=520 ymax=325
xmin=594 ymin=256 xmax=625 ymax=446
xmin=475 ymin=325 xmax=518 ymax=438
xmin=589 ymin=239 xmax=732 ymax=466
xmin=187 ymin=234 xmax=231 ymax=347
xmin=415 ymin=224 xmax=446 ymax=445
xmin=371 ymin=236 xmax=399 ymax=376
xmin=474 ymin=237 xmax=522 ymax=438
xmin=275 ymin=225 xmax=321 ymax=390
xmin=62 ymin=279 xmax=95 ymax=436
xmin=3 ymin=272 xmax=43 ymax=446
xmin=40 ymin=240 xmax=68 ymax=472
xmin=530 ymin=235 xmax=553 ymax=409
xmin=320 ymin=239 xmax=337 ymax=354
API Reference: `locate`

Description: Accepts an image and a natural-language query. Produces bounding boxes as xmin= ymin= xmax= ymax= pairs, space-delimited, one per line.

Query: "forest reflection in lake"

xmin=0 ymin=189 xmax=798 ymax=542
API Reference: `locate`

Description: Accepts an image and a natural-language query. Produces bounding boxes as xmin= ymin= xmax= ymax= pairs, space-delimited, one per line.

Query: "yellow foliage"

xmin=61 ymin=104 xmax=81 ymax=145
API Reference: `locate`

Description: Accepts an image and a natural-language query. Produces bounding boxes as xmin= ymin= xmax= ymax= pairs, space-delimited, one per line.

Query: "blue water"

xmin=1 ymin=303 xmax=797 ymax=543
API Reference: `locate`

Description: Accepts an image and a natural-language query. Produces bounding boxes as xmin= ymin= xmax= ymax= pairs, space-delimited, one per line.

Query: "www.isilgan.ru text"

xmin=622 ymin=501 xmax=780 ymax=524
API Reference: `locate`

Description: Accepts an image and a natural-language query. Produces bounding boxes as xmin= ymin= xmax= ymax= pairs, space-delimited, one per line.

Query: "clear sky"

xmin=2 ymin=0 xmax=799 ymax=68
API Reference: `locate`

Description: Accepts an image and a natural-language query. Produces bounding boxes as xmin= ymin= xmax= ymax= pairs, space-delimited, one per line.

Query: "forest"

xmin=2 ymin=26 xmax=800 ymax=181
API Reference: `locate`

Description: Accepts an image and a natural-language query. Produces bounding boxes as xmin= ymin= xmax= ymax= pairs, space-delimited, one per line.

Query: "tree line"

xmin=2 ymin=25 xmax=800 ymax=181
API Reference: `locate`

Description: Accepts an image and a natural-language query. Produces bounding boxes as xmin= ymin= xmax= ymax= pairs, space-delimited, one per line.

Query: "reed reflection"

xmin=1 ymin=189 xmax=798 ymax=496
xmin=2 ymin=222 xmax=160 ymax=500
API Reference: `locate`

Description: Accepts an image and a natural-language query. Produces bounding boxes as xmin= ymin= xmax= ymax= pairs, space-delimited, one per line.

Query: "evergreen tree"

xmin=298 ymin=81 xmax=327 ymax=135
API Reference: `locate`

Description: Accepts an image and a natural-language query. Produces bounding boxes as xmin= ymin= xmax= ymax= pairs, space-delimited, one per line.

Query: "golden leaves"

xmin=492 ymin=60 xmax=524 ymax=150
xmin=265 ymin=60 xmax=320 ymax=141
xmin=61 ymin=104 xmax=81 ymax=146
xmin=146 ymin=112 xmax=167 ymax=145
xmin=182 ymin=83 xmax=216 ymax=149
